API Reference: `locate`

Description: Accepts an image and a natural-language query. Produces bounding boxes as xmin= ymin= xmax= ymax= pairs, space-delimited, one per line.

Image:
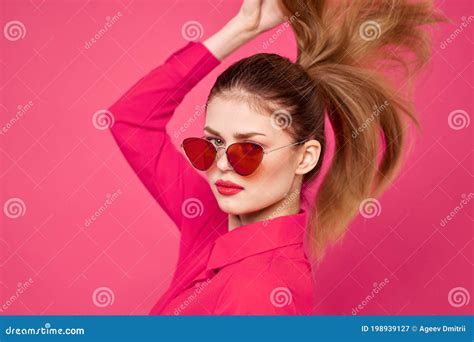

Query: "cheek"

xmin=245 ymin=154 xmax=295 ymax=197
xmin=205 ymin=167 xmax=217 ymax=186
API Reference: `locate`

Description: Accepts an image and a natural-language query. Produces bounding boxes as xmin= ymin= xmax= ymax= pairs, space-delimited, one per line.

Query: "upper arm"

xmin=107 ymin=41 xmax=222 ymax=231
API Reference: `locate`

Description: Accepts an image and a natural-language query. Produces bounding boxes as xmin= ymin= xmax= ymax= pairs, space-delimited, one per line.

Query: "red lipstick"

xmin=215 ymin=179 xmax=244 ymax=196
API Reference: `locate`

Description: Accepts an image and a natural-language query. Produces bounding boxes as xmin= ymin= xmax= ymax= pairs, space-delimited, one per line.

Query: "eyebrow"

xmin=204 ymin=126 xmax=267 ymax=139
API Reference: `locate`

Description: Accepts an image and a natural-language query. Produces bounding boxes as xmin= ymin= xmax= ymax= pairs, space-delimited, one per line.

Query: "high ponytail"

xmin=280 ymin=0 xmax=445 ymax=262
xmin=207 ymin=0 xmax=444 ymax=264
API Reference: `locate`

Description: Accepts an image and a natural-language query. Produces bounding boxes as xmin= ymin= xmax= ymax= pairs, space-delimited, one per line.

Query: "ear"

xmin=295 ymin=139 xmax=321 ymax=176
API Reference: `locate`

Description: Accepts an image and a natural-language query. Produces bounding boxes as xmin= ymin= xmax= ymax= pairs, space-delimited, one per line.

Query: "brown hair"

xmin=206 ymin=0 xmax=444 ymax=263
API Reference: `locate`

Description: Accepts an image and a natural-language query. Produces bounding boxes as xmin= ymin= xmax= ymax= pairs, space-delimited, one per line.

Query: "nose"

xmin=215 ymin=148 xmax=233 ymax=172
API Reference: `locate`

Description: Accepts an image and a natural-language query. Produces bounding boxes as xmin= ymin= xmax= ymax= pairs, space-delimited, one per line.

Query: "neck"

xmin=228 ymin=188 xmax=302 ymax=231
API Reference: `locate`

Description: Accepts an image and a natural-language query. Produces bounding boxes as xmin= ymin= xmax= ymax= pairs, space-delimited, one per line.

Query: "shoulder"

xmin=213 ymin=251 xmax=315 ymax=315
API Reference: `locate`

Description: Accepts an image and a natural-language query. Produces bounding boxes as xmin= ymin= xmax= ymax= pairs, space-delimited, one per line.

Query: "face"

xmin=203 ymin=96 xmax=306 ymax=216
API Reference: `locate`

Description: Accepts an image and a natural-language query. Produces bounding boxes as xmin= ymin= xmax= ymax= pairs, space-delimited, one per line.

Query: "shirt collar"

xmin=206 ymin=208 xmax=308 ymax=271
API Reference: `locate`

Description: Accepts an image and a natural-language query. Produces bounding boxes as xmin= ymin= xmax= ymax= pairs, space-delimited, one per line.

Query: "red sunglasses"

xmin=180 ymin=137 xmax=308 ymax=176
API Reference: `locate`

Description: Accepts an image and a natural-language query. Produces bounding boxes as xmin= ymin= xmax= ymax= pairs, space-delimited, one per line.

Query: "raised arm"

xmin=107 ymin=41 xmax=219 ymax=231
xmin=107 ymin=0 xmax=286 ymax=233
xmin=204 ymin=0 xmax=287 ymax=60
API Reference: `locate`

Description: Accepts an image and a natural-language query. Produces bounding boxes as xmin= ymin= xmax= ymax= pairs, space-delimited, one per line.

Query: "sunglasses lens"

xmin=227 ymin=143 xmax=264 ymax=176
xmin=182 ymin=138 xmax=216 ymax=171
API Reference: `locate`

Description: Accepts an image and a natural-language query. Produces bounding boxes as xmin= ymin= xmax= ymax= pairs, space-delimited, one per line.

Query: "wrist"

xmin=225 ymin=17 xmax=259 ymax=46
xmin=227 ymin=16 xmax=260 ymax=42
xmin=203 ymin=17 xmax=259 ymax=61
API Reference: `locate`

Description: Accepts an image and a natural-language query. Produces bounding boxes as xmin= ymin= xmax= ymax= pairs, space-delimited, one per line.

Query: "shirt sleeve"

xmin=107 ymin=41 xmax=221 ymax=231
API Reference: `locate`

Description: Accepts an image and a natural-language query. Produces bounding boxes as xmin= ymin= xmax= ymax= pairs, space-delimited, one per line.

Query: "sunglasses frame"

xmin=180 ymin=136 xmax=308 ymax=176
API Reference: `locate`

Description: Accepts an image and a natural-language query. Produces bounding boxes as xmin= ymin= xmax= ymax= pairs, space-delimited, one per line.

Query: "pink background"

xmin=0 ymin=0 xmax=472 ymax=315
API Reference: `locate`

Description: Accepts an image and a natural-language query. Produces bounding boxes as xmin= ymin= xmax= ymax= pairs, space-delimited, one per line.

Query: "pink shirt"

xmin=108 ymin=41 xmax=316 ymax=315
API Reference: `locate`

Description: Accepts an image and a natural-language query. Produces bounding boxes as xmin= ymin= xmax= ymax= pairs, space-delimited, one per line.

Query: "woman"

xmin=108 ymin=0 xmax=442 ymax=314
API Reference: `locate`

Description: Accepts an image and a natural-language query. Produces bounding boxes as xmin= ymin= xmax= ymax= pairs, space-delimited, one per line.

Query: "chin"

xmin=215 ymin=198 xmax=243 ymax=215
xmin=216 ymin=197 xmax=267 ymax=217
xmin=213 ymin=193 xmax=252 ymax=215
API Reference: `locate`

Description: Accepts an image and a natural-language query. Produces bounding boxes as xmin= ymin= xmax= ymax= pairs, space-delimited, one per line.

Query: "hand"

xmin=234 ymin=0 xmax=286 ymax=35
xmin=203 ymin=0 xmax=287 ymax=61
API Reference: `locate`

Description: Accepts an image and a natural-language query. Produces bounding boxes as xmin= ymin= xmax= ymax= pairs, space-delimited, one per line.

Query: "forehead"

xmin=205 ymin=96 xmax=275 ymax=137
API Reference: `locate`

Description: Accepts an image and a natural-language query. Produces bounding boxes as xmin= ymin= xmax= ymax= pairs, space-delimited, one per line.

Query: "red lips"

xmin=215 ymin=179 xmax=244 ymax=196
